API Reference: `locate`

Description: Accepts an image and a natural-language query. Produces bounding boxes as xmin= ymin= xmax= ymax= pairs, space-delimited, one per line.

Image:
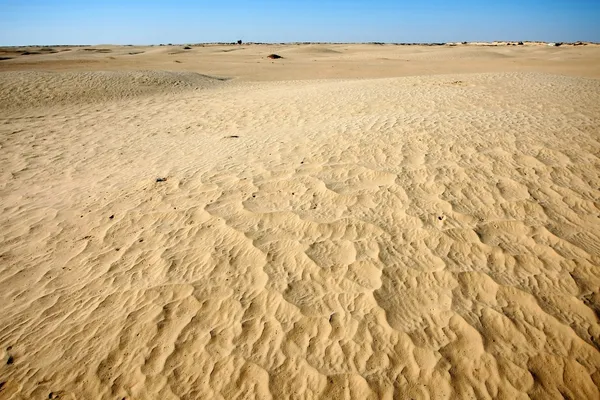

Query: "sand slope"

xmin=0 ymin=71 xmax=226 ymax=109
xmin=1 ymin=46 xmax=600 ymax=399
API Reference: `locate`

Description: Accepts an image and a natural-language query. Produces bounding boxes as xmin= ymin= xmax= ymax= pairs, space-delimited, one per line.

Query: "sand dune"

xmin=0 ymin=71 xmax=226 ymax=109
xmin=3 ymin=43 xmax=600 ymax=80
xmin=1 ymin=45 xmax=600 ymax=399
xmin=285 ymin=46 xmax=343 ymax=55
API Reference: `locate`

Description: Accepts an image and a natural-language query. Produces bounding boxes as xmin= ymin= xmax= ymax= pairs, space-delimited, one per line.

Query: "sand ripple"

xmin=1 ymin=72 xmax=599 ymax=399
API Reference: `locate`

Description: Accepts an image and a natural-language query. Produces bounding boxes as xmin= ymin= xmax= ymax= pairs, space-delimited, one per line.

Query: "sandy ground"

xmin=1 ymin=44 xmax=600 ymax=399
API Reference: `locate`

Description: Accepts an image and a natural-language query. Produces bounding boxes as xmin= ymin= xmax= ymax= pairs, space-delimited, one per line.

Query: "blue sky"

xmin=1 ymin=0 xmax=599 ymax=45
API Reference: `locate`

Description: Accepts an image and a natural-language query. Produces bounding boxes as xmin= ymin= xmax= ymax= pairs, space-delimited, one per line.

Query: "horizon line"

xmin=2 ymin=40 xmax=597 ymax=48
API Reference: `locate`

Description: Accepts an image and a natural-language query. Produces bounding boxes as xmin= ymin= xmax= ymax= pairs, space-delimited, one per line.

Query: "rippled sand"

xmin=1 ymin=44 xmax=600 ymax=399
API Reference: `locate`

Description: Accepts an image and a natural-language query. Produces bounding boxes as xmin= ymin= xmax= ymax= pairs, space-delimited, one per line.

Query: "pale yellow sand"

xmin=1 ymin=44 xmax=600 ymax=399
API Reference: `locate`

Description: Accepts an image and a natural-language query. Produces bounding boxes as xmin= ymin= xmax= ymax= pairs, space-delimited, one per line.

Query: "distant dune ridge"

xmin=1 ymin=44 xmax=600 ymax=399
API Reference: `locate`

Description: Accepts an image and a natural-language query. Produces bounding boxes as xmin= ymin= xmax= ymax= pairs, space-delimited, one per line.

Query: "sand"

xmin=1 ymin=43 xmax=600 ymax=399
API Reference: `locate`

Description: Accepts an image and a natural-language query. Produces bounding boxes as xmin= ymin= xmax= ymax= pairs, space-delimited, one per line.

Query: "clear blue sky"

xmin=1 ymin=0 xmax=599 ymax=45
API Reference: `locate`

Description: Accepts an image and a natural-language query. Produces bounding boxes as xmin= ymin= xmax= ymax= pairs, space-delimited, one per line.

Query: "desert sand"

xmin=1 ymin=43 xmax=600 ymax=399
